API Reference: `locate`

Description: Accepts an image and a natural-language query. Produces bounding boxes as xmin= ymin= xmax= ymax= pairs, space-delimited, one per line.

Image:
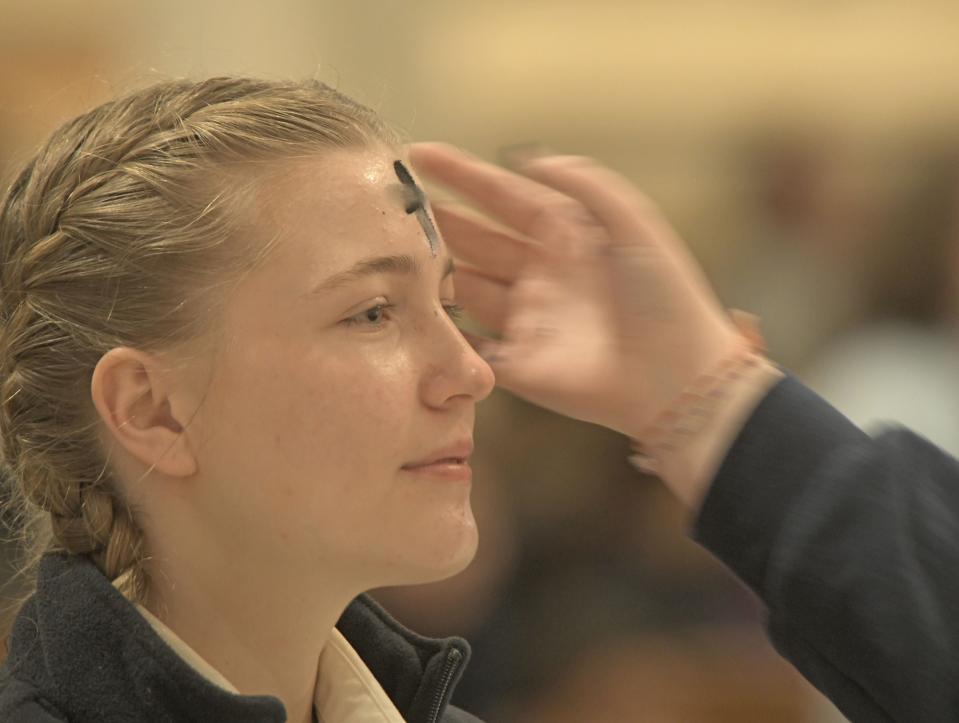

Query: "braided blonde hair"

xmin=0 ymin=77 xmax=399 ymax=659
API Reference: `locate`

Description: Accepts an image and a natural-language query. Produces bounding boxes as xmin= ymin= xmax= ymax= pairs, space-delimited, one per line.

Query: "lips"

xmin=400 ymin=457 xmax=472 ymax=482
xmin=402 ymin=439 xmax=473 ymax=469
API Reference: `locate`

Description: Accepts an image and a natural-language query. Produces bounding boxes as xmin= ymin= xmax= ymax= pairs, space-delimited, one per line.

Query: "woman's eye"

xmin=342 ymin=302 xmax=464 ymax=329
xmin=344 ymin=303 xmax=397 ymax=328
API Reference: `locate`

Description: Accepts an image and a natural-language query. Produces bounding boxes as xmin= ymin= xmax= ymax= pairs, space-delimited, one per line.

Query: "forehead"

xmin=248 ymin=147 xmax=426 ymax=275
xmin=259 ymin=147 xmax=398 ymax=217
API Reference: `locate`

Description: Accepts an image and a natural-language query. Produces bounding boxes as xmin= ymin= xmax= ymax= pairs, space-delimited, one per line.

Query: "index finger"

xmin=518 ymin=155 xmax=661 ymax=250
xmin=409 ymin=142 xmax=586 ymax=241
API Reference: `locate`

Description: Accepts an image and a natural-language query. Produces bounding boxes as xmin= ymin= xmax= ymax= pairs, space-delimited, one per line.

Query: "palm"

xmin=491 ymin=248 xmax=623 ymax=422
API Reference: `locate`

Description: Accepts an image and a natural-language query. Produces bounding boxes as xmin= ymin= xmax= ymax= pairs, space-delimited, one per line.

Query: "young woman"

xmin=2 ymin=76 xmax=956 ymax=723
xmin=0 ymin=78 xmax=499 ymax=723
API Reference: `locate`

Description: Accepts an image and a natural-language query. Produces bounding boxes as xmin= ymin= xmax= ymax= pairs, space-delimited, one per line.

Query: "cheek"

xmin=218 ymin=344 xmax=415 ymax=504
xmin=286 ymin=351 xmax=411 ymax=451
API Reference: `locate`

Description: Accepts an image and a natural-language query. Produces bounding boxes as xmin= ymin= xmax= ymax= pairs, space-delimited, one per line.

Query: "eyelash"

xmin=343 ymin=302 xmax=464 ymax=328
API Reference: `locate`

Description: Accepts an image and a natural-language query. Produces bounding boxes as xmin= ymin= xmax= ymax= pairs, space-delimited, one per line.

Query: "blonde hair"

xmin=0 ymin=77 xmax=399 ymax=659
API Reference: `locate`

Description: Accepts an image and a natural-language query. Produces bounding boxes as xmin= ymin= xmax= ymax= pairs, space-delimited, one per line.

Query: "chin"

xmin=389 ymin=515 xmax=479 ymax=587
xmin=431 ymin=526 xmax=479 ymax=581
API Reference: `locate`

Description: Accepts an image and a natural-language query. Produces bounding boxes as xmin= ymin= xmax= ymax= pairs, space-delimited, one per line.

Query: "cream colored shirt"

xmin=117 ymin=589 xmax=406 ymax=723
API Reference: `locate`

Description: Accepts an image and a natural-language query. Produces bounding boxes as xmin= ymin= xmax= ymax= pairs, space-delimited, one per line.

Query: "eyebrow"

xmin=308 ymin=254 xmax=455 ymax=296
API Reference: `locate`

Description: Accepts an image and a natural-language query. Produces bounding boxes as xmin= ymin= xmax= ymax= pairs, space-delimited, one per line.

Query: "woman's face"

xmin=182 ymin=146 xmax=495 ymax=589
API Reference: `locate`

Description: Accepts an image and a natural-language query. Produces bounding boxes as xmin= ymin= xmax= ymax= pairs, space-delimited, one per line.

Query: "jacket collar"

xmin=4 ymin=552 xmax=471 ymax=723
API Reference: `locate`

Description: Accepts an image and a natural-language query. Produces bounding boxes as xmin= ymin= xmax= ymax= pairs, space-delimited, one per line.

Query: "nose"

xmin=419 ymin=309 xmax=496 ymax=409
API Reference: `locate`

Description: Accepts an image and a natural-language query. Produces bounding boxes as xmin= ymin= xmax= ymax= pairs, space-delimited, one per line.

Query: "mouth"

xmin=411 ymin=457 xmax=466 ymax=465
xmin=402 ymin=439 xmax=474 ymax=470
xmin=400 ymin=457 xmax=472 ymax=481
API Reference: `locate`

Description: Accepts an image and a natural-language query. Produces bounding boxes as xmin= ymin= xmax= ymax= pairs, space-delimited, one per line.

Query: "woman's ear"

xmin=90 ymin=347 xmax=198 ymax=478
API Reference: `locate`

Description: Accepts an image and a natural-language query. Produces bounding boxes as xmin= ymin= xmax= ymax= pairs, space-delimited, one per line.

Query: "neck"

xmin=143 ymin=546 xmax=358 ymax=723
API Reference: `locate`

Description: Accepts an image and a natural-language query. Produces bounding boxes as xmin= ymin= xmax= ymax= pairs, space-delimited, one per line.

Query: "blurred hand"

xmin=409 ymin=143 xmax=742 ymax=439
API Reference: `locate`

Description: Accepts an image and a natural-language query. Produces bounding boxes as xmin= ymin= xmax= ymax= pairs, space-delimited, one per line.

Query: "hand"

xmin=409 ymin=143 xmax=742 ymax=439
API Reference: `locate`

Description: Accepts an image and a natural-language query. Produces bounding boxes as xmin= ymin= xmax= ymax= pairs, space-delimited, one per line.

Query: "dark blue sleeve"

xmin=692 ymin=371 xmax=959 ymax=723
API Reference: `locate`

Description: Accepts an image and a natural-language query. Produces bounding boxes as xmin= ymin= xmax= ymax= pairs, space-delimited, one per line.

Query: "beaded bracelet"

xmin=627 ymin=309 xmax=769 ymax=476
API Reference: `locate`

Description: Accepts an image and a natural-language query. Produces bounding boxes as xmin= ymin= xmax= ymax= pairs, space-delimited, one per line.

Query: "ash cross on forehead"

xmin=393 ymin=160 xmax=440 ymax=258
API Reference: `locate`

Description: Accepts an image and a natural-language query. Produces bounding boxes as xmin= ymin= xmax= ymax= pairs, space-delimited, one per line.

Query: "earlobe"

xmin=90 ymin=347 xmax=198 ymax=479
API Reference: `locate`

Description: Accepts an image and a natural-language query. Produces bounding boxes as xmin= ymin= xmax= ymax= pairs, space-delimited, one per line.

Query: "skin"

xmin=90 ymin=145 xmax=495 ymax=723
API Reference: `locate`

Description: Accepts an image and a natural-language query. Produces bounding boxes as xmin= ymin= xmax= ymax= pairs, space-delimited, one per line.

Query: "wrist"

xmin=652 ymin=357 xmax=785 ymax=510
xmin=625 ymin=310 xmax=784 ymax=509
xmin=625 ymin=310 xmax=765 ymax=454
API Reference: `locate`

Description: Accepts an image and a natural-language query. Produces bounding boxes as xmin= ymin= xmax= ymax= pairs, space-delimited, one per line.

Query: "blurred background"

xmin=5 ymin=1 xmax=959 ymax=720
